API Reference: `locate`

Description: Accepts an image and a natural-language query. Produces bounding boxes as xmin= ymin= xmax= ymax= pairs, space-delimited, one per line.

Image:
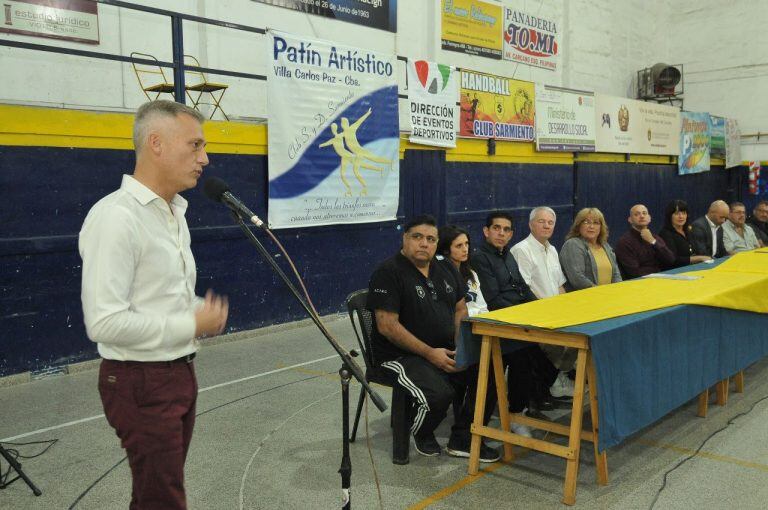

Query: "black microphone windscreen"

xmin=203 ymin=177 xmax=230 ymax=203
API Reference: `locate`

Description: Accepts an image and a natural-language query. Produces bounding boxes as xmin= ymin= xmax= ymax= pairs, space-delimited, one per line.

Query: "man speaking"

xmin=79 ymin=100 xmax=228 ymax=509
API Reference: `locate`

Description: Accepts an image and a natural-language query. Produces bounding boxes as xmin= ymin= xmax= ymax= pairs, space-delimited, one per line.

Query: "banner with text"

xmin=503 ymin=3 xmax=560 ymax=71
xmin=253 ymin=0 xmax=396 ymax=32
xmin=725 ymin=118 xmax=742 ymax=169
xmin=267 ymin=30 xmax=399 ymax=228
xmin=459 ymin=70 xmax=535 ymax=141
xmin=594 ymin=94 xmax=680 ymax=155
xmin=0 ymin=0 xmax=99 ymax=44
xmin=709 ymin=115 xmax=725 ymax=158
xmin=441 ymin=0 xmax=503 ymax=59
xmin=407 ymin=60 xmax=458 ymax=148
xmin=679 ymin=112 xmax=711 ymax=175
xmin=535 ymin=84 xmax=594 ymax=152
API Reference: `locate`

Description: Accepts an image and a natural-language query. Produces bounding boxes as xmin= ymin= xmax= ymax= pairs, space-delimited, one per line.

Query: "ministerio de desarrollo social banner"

xmin=266 ymin=30 xmax=399 ymax=229
xmin=407 ymin=59 xmax=459 ymax=148
xmin=534 ymin=84 xmax=595 ymax=152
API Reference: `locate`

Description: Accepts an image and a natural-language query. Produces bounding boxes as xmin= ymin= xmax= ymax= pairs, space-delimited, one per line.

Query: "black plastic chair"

xmin=345 ymin=289 xmax=412 ymax=464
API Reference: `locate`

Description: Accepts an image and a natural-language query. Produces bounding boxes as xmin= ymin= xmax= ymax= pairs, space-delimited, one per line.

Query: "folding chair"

xmin=346 ymin=289 xmax=412 ymax=464
xmin=130 ymin=52 xmax=175 ymax=101
xmin=184 ymin=54 xmax=229 ymax=120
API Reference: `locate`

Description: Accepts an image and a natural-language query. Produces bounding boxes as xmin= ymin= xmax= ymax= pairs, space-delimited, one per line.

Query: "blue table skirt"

xmin=564 ymin=305 xmax=767 ymax=451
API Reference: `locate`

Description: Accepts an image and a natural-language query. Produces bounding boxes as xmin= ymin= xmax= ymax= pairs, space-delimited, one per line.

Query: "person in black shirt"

xmin=747 ymin=200 xmax=768 ymax=245
xmin=471 ymin=211 xmax=557 ymax=438
xmin=367 ymin=215 xmax=499 ymax=462
xmin=658 ymin=199 xmax=713 ymax=268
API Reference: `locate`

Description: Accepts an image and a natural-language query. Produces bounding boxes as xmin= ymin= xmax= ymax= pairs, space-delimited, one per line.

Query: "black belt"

xmin=106 ymin=352 xmax=196 ymax=366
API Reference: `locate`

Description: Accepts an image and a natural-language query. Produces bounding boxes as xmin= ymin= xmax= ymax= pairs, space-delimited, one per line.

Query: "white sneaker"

xmin=550 ymin=372 xmax=575 ymax=398
xmin=511 ymin=422 xmax=532 ymax=438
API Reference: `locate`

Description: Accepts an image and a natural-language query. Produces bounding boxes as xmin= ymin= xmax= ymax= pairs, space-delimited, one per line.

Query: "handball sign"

xmin=459 ymin=70 xmax=535 ymax=141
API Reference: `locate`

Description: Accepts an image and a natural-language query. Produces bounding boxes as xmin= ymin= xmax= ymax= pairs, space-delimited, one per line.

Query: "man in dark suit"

xmin=690 ymin=200 xmax=730 ymax=258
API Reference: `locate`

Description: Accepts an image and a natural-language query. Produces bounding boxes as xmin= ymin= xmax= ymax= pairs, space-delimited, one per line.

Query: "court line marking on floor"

xmin=407 ymin=461 xmax=511 ymax=510
xmin=408 ymin=435 xmax=768 ymax=509
xmin=636 ymin=439 xmax=768 ymax=473
xmin=1 ymin=354 xmax=338 ymax=443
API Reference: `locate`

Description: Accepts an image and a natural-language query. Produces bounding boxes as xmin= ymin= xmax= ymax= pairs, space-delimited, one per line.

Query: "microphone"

xmin=202 ymin=177 xmax=267 ymax=229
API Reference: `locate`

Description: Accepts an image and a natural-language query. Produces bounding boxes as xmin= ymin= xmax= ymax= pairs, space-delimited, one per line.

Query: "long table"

xmin=465 ymin=259 xmax=768 ymax=505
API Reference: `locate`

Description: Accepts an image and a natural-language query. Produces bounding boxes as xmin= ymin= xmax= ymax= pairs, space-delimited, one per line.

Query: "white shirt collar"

xmin=121 ymin=174 xmax=188 ymax=212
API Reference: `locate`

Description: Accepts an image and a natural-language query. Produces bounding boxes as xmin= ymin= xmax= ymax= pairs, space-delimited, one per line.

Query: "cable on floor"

xmin=0 ymin=439 xmax=58 ymax=487
xmin=649 ymin=393 xmax=768 ymax=509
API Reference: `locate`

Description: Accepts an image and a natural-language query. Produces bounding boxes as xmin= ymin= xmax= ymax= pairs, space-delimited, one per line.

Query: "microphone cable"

xmin=0 ymin=439 xmax=58 ymax=487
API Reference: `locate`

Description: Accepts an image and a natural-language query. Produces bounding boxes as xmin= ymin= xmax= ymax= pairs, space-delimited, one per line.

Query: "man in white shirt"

xmin=723 ymin=202 xmax=763 ymax=253
xmin=511 ymin=207 xmax=574 ymax=398
xmin=79 ymin=100 xmax=228 ymax=509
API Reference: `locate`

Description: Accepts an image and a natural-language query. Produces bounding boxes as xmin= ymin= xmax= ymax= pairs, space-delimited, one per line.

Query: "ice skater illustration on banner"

xmin=319 ymin=107 xmax=392 ymax=197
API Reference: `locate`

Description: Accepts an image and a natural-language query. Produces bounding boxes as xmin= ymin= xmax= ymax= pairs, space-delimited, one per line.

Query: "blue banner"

xmin=267 ymin=30 xmax=399 ymax=228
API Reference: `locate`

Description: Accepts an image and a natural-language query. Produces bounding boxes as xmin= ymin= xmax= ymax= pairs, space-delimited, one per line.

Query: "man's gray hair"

xmin=133 ymin=100 xmax=204 ymax=153
xmin=529 ymin=206 xmax=556 ymax=222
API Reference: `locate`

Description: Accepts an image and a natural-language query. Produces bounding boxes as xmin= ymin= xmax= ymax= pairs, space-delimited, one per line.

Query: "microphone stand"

xmin=229 ymin=213 xmax=386 ymax=510
xmin=0 ymin=444 xmax=42 ymax=496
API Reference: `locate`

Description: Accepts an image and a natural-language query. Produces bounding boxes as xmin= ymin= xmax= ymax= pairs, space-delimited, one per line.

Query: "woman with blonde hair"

xmin=559 ymin=208 xmax=622 ymax=290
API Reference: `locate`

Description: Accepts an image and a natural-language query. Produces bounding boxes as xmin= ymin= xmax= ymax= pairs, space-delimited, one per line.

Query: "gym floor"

xmin=2 ymin=315 xmax=767 ymax=509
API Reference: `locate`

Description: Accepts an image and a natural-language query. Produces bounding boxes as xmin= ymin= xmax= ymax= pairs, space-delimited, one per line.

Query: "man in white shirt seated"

xmin=723 ymin=202 xmax=763 ymax=253
xmin=510 ymin=206 xmax=574 ymax=399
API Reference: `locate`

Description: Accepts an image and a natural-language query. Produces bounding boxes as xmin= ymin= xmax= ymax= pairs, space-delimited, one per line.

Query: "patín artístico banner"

xmin=266 ymin=30 xmax=399 ymax=229
xmin=407 ymin=60 xmax=459 ymax=148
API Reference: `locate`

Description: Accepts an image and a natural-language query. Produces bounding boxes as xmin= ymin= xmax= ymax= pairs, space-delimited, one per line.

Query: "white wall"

xmin=0 ymin=0 xmax=765 ymax=158
xmin=666 ymin=0 xmax=768 ymax=160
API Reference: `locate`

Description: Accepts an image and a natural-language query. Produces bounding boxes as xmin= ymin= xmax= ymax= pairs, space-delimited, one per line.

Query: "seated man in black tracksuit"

xmin=367 ymin=214 xmax=500 ymax=462
xmin=471 ymin=211 xmax=559 ymax=437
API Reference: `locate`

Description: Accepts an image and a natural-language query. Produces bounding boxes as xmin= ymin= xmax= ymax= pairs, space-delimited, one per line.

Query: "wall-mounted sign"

xmin=679 ymin=112 xmax=711 ymax=175
xmin=709 ymin=115 xmax=725 ymax=159
xmin=503 ymin=3 xmax=561 ymax=71
xmin=407 ymin=59 xmax=459 ymax=148
xmin=725 ymin=118 xmax=742 ymax=169
xmin=1 ymin=0 xmax=99 ymax=44
xmin=266 ymin=30 xmax=399 ymax=229
xmin=441 ymin=0 xmax=503 ymax=59
xmin=595 ymin=95 xmax=680 ymax=155
xmin=535 ymin=84 xmax=594 ymax=152
xmin=253 ymin=0 xmax=397 ymax=32
xmin=459 ymin=70 xmax=535 ymax=141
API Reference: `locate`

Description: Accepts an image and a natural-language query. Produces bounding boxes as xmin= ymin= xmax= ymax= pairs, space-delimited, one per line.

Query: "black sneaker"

xmin=413 ymin=433 xmax=441 ymax=457
xmin=446 ymin=440 xmax=501 ymax=463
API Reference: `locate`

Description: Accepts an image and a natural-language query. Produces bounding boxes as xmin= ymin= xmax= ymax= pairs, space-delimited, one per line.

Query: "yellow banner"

xmin=459 ymin=71 xmax=535 ymax=141
xmin=441 ymin=0 xmax=503 ymax=59
xmin=475 ymin=251 xmax=768 ymax=330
